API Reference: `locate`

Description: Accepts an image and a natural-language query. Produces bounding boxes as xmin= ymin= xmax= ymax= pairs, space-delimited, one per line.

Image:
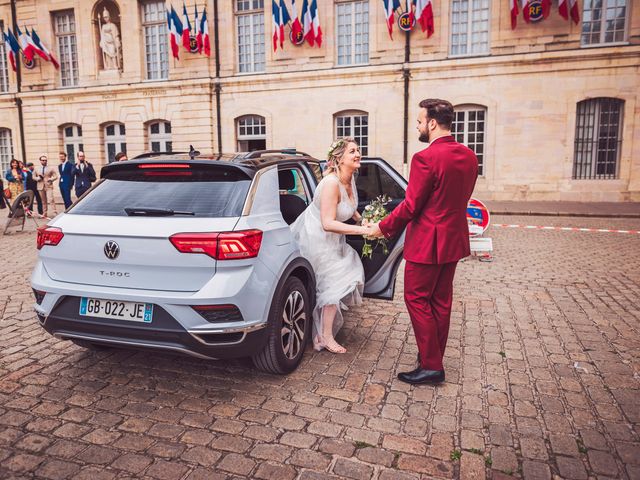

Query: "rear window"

xmin=69 ymin=170 xmax=251 ymax=217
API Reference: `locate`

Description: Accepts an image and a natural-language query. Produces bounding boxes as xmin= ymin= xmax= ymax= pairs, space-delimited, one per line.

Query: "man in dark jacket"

xmin=58 ymin=152 xmax=75 ymax=208
xmin=370 ymin=99 xmax=478 ymax=385
xmin=72 ymin=151 xmax=96 ymax=198
xmin=24 ymin=162 xmax=43 ymax=215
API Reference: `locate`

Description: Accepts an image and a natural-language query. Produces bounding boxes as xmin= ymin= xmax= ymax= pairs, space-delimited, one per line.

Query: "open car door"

xmin=346 ymin=158 xmax=407 ymax=300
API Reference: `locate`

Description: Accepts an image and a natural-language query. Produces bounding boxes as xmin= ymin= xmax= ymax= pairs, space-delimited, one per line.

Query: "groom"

xmin=369 ymin=99 xmax=478 ymax=385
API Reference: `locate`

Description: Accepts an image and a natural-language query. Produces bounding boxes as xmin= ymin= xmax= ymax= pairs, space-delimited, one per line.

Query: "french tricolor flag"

xmin=167 ymin=6 xmax=183 ymax=59
xmin=510 ymin=0 xmax=519 ymax=29
xmin=3 ymin=30 xmax=19 ymax=72
xmin=279 ymin=0 xmax=291 ymax=49
xmin=181 ymin=2 xmax=192 ymax=51
xmin=290 ymin=0 xmax=303 ymax=42
xmin=31 ymin=28 xmax=60 ymax=69
xmin=559 ymin=0 xmax=579 ymax=24
xmin=301 ymin=0 xmax=314 ymax=47
xmin=16 ymin=26 xmax=35 ymax=62
xmin=415 ymin=0 xmax=434 ymax=37
xmin=271 ymin=0 xmax=280 ymax=52
xmin=383 ymin=0 xmax=401 ymax=39
xmin=311 ymin=0 xmax=321 ymax=47
xmin=200 ymin=7 xmax=210 ymax=56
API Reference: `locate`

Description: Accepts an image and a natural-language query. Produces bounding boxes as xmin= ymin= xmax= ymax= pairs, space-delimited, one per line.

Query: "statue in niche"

xmin=98 ymin=7 xmax=121 ymax=70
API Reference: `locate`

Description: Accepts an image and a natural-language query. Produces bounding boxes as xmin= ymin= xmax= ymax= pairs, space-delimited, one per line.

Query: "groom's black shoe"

xmin=398 ymin=368 xmax=445 ymax=385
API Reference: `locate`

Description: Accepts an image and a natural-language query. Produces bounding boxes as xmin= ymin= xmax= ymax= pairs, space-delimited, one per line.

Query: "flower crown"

xmin=326 ymin=139 xmax=346 ymax=160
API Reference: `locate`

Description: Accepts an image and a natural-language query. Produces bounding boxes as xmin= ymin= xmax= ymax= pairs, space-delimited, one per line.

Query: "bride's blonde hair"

xmin=324 ymin=137 xmax=357 ymax=177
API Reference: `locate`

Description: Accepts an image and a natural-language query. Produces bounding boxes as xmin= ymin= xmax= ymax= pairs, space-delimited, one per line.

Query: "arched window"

xmin=0 ymin=128 xmax=14 ymax=173
xmin=452 ymin=105 xmax=486 ymax=176
xmin=104 ymin=122 xmax=126 ymax=163
xmin=335 ymin=110 xmax=368 ymax=156
xmin=61 ymin=124 xmax=84 ymax=160
xmin=236 ymin=115 xmax=266 ymax=151
xmin=148 ymin=120 xmax=172 ymax=152
xmin=573 ymin=98 xmax=624 ymax=179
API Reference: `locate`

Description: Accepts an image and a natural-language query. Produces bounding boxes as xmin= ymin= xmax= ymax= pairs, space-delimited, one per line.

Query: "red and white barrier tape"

xmin=492 ymin=224 xmax=640 ymax=235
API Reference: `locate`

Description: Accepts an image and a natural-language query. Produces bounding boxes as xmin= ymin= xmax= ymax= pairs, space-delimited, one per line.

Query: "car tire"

xmin=252 ymin=276 xmax=310 ymax=374
xmin=70 ymin=339 xmax=111 ymax=351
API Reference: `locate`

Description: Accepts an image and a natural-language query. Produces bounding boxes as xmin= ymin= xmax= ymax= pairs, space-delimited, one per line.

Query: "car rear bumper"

xmin=38 ymin=295 xmax=268 ymax=359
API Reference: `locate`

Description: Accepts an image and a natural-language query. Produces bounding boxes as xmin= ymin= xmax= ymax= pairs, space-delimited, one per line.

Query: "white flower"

xmin=365 ymin=205 xmax=373 ymax=211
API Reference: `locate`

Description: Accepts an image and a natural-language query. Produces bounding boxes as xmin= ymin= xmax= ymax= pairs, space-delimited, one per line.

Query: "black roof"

xmin=100 ymin=149 xmax=322 ymax=179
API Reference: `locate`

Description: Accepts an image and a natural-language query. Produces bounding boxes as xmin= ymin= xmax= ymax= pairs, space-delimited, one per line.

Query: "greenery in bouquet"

xmin=361 ymin=195 xmax=391 ymax=259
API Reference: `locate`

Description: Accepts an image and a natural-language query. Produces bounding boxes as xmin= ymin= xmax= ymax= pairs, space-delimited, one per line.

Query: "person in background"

xmin=4 ymin=158 xmax=25 ymax=200
xmin=115 ymin=152 xmax=128 ymax=162
xmin=72 ymin=151 xmax=96 ymax=198
xmin=58 ymin=152 xmax=74 ymax=209
xmin=32 ymin=155 xmax=59 ymax=218
xmin=24 ymin=162 xmax=43 ymax=216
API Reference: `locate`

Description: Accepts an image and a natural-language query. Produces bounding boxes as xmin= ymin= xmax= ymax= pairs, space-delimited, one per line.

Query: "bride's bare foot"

xmin=319 ymin=334 xmax=346 ymax=354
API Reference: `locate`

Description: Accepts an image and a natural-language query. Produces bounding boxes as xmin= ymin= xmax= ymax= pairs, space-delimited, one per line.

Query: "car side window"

xmin=279 ymin=168 xmax=310 ymax=205
xmin=356 ymin=163 xmax=405 ymax=206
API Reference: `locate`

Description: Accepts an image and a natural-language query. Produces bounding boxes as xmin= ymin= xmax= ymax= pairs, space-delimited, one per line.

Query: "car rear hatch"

xmin=39 ymin=161 xmax=254 ymax=292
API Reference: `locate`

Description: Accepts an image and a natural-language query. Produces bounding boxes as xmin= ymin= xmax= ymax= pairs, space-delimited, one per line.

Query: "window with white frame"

xmin=62 ymin=124 xmax=84 ymax=160
xmin=451 ymin=106 xmax=486 ymax=176
xmin=0 ymin=128 xmax=13 ymax=174
xmin=573 ymin=98 xmax=623 ymax=179
xmin=54 ymin=11 xmax=79 ymax=87
xmin=236 ymin=0 xmax=265 ymax=73
xmin=0 ymin=21 xmax=9 ymax=93
xmin=335 ymin=111 xmax=368 ymax=156
xmin=148 ymin=121 xmax=172 ymax=152
xmin=450 ymin=0 xmax=490 ymax=56
xmin=336 ymin=1 xmax=369 ymax=66
xmin=142 ymin=1 xmax=169 ymax=80
xmin=582 ymin=0 xmax=628 ymax=45
xmin=104 ymin=123 xmax=126 ymax=163
xmin=236 ymin=115 xmax=266 ymax=151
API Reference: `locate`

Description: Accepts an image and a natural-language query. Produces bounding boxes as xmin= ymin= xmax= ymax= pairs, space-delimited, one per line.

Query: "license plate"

xmin=79 ymin=297 xmax=153 ymax=323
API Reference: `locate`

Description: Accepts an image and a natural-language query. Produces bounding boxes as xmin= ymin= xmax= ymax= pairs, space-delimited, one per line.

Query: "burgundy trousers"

xmin=404 ymin=260 xmax=458 ymax=371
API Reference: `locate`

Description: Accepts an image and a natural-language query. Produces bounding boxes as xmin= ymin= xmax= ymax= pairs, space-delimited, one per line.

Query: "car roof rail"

xmin=242 ymin=149 xmax=311 ymax=159
xmin=131 ymin=151 xmax=188 ymax=160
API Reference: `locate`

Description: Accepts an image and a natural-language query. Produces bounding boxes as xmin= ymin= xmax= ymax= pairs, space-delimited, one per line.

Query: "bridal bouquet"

xmin=361 ymin=195 xmax=391 ymax=259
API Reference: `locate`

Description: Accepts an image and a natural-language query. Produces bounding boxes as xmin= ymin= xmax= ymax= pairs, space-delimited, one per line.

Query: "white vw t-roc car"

xmin=31 ymin=150 xmax=407 ymax=373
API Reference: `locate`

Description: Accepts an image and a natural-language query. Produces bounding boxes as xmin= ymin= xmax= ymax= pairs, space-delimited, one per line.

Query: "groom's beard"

xmin=419 ymin=131 xmax=430 ymax=143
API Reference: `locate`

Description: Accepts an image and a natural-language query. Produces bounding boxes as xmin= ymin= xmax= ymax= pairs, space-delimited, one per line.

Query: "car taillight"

xmin=169 ymin=233 xmax=219 ymax=258
xmin=138 ymin=163 xmax=190 ymax=169
xmin=37 ymin=226 xmax=64 ymax=250
xmin=169 ymin=230 xmax=263 ymax=260
xmin=218 ymin=230 xmax=263 ymax=259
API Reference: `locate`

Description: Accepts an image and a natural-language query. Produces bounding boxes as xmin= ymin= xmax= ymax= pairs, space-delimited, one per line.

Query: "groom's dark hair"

xmin=419 ymin=99 xmax=454 ymax=129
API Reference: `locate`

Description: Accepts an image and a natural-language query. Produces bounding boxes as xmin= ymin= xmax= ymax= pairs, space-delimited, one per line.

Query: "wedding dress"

xmin=290 ymin=174 xmax=365 ymax=345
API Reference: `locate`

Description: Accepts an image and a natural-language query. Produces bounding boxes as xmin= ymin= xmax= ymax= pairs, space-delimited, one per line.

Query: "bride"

xmin=291 ymin=137 xmax=372 ymax=354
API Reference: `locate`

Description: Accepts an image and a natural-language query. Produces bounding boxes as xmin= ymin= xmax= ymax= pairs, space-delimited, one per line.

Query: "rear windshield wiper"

xmin=124 ymin=207 xmax=195 ymax=216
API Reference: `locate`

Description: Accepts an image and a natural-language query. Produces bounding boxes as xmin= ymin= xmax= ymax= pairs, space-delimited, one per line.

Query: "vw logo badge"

xmin=104 ymin=241 xmax=120 ymax=260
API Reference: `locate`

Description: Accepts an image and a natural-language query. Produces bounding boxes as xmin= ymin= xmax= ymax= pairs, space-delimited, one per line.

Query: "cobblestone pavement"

xmin=1 ymin=215 xmax=639 ymax=480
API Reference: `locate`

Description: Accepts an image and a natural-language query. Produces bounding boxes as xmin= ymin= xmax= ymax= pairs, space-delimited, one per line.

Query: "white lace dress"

xmin=290 ymin=174 xmax=365 ymax=341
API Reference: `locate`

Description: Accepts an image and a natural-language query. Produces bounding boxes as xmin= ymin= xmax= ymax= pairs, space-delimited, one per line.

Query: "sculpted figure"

xmin=99 ymin=8 xmax=121 ymax=70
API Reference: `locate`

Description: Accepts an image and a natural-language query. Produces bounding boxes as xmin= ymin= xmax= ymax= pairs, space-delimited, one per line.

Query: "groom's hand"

xmin=369 ymin=222 xmax=384 ymax=238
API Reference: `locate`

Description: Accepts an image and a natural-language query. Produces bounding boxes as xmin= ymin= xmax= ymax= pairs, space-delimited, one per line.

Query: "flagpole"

xmin=10 ymin=0 xmax=27 ymax=165
xmin=402 ymin=3 xmax=411 ymax=178
xmin=213 ymin=0 xmax=222 ymax=154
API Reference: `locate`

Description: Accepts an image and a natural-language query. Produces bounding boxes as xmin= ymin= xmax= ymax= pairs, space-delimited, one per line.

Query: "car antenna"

xmin=188 ymin=145 xmax=200 ymax=160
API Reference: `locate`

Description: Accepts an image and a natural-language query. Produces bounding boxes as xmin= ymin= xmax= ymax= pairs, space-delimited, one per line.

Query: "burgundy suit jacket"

xmin=379 ymin=136 xmax=478 ymax=265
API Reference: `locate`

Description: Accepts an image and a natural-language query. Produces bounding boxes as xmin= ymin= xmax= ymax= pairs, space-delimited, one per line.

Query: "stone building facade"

xmin=0 ymin=0 xmax=638 ymax=202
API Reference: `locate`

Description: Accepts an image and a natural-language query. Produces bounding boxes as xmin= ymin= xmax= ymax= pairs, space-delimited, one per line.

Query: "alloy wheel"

xmin=281 ymin=290 xmax=306 ymax=359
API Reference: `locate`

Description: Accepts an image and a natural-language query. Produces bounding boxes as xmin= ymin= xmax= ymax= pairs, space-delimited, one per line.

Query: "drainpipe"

xmin=10 ymin=0 xmax=26 ymax=163
xmin=213 ymin=0 xmax=222 ymax=154
xmin=402 ymin=27 xmax=411 ymax=178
